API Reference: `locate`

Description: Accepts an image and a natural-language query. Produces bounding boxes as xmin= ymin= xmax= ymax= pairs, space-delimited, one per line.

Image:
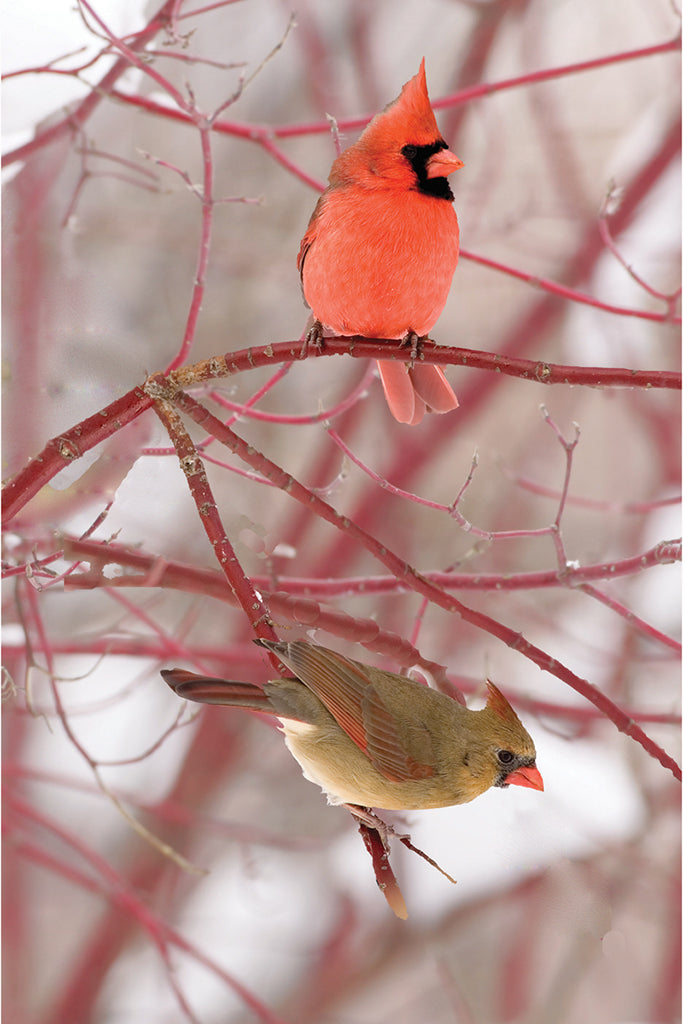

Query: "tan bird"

xmin=162 ymin=639 xmax=543 ymax=810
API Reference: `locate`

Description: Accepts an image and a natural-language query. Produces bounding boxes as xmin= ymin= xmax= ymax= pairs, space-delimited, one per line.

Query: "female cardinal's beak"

xmin=507 ymin=765 xmax=544 ymax=791
xmin=426 ymin=149 xmax=464 ymax=178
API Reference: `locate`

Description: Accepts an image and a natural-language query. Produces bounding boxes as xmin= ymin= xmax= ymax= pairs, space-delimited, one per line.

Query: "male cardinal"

xmin=298 ymin=59 xmax=463 ymax=425
xmin=162 ymin=639 xmax=543 ymax=811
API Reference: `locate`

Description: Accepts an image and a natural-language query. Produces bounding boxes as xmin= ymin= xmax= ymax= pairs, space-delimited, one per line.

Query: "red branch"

xmin=60 ymin=534 xmax=681 ymax=599
xmin=433 ymin=36 xmax=682 ymax=113
xmin=169 ymin=340 xmax=681 ymax=391
xmin=150 ymin=396 xmax=276 ymax=641
xmin=459 ymin=248 xmax=681 ymax=324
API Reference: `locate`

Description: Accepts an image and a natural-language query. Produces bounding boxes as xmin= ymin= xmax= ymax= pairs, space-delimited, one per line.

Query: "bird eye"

xmin=497 ymin=749 xmax=514 ymax=764
xmin=401 ymin=144 xmax=418 ymax=161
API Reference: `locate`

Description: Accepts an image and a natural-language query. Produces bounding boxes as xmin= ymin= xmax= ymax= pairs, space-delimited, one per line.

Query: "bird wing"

xmin=297 ymin=193 xmax=325 ymax=281
xmin=261 ymin=641 xmax=434 ymax=782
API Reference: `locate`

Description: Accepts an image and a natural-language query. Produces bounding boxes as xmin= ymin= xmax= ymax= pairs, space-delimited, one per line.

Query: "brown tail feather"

xmin=161 ymin=669 xmax=276 ymax=713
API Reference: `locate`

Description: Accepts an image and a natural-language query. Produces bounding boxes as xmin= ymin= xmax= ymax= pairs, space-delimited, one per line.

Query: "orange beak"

xmin=426 ymin=148 xmax=464 ymax=178
xmin=506 ymin=765 xmax=544 ymax=791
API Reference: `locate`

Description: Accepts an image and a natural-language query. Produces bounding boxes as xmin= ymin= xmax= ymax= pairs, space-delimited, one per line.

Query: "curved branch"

xmin=169 ymin=339 xmax=681 ymax=391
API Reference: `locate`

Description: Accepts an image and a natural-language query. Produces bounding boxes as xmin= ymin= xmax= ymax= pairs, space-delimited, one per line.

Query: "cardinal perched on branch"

xmin=298 ymin=59 xmax=463 ymax=425
xmin=162 ymin=639 xmax=543 ymax=811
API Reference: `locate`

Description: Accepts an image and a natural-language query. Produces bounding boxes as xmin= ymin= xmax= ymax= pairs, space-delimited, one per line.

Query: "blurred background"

xmin=3 ymin=1 xmax=681 ymax=1021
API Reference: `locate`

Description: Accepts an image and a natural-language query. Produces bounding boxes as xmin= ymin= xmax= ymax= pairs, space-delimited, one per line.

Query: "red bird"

xmin=298 ymin=59 xmax=463 ymax=425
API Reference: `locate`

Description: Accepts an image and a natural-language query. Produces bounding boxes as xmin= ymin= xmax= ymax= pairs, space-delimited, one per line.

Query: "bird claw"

xmin=300 ymin=319 xmax=325 ymax=359
xmin=401 ymin=331 xmax=426 ymax=365
xmin=344 ymin=804 xmax=407 ymax=850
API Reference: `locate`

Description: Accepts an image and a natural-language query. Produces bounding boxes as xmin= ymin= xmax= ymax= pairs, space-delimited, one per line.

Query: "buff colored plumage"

xmin=162 ymin=639 xmax=543 ymax=811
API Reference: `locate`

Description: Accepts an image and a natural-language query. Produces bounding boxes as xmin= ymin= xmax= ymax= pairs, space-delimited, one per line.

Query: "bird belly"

xmin=302 ymin=189 xmax=459 ymax=339
xmin=280 ymin=718 xmax=473 ymax=810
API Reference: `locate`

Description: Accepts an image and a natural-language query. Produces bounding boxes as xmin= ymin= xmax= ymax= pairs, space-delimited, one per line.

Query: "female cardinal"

xmin=298 ymin=59 xmax=463 ymax=425
xmin=162 ymin=639 xmax=543 ymax=811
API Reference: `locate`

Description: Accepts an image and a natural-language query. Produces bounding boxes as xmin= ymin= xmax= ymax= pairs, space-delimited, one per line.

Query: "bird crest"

xmin=358 ymin=57 xmax=442 ymax=155
xmin=485 ymin=680 xmax=523 ymax=725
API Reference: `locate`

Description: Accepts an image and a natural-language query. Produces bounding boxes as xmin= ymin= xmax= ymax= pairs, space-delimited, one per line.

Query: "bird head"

xmin=330 ymin=58 xmax=463 ymax=195
xmin=484 ymin=681 xmax=544 ymax=790
xmin=461 ymin=681 xmax=544 ymax=794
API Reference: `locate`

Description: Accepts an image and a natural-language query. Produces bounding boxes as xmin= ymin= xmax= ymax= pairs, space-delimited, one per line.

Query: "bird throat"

xmin=401 ymin=140 xmax=455 ymax=201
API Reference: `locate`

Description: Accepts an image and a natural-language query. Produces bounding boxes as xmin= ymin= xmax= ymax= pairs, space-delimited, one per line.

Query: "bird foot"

xmin=344 ymin=804 xmax=407 ymax=851
xmin=300 ymin=319 xmax=325 ymax=359
xmin=401 ymin=331 xmax=427 ymax=365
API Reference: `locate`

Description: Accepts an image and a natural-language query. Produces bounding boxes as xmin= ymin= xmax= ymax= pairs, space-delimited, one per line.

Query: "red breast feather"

xmin=301 ymin=187 xmax=459 ymax=339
